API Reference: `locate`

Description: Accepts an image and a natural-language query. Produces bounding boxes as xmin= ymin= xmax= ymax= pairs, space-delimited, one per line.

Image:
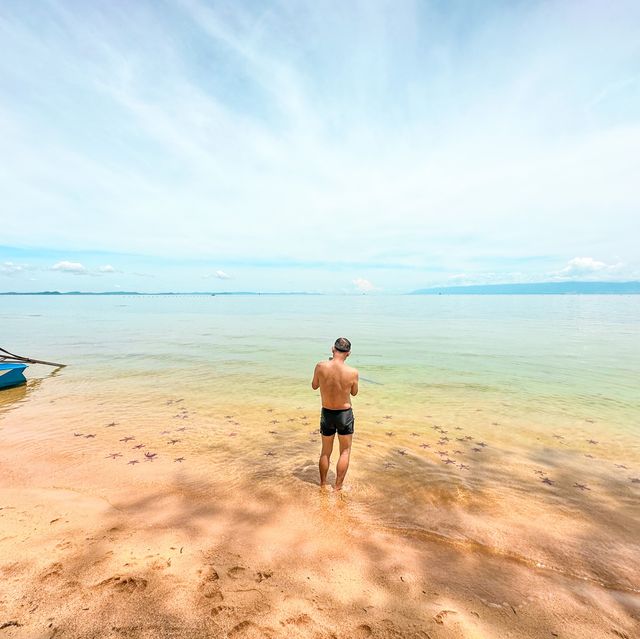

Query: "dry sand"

xmin=1 ymin=428 xmax=639 ymax=638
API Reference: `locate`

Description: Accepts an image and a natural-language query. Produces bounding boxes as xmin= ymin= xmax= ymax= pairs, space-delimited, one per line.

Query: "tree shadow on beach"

xmin=4 ymin=435 xmax=640 ymax=639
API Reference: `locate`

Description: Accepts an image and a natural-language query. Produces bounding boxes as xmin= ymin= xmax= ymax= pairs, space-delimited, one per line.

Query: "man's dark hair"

xmin=334 ymin=337 xmax=351 ymax=353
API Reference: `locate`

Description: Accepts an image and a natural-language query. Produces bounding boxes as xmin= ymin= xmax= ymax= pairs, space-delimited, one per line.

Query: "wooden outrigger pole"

xmin=0 ymin=346 xmax=66 ymax=368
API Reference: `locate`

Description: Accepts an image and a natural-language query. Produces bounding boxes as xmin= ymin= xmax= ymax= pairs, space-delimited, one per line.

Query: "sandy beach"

xmin=2 ymin=295 xmax=639 ymax=638
xmin=1 ymin=398 xmax=638 ymax=639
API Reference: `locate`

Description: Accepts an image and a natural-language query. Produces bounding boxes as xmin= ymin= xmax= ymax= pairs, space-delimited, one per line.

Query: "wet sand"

xmin=1 ymin=391 xmax=639 ymax=638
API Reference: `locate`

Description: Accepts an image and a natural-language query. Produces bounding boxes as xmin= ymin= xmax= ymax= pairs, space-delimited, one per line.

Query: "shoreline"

xmin=1 ymin=404 xmax=639 ymax=638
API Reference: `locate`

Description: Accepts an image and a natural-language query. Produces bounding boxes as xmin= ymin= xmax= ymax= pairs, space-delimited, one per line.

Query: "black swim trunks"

xmin=320 ymin=407 xmax=355 ymax=436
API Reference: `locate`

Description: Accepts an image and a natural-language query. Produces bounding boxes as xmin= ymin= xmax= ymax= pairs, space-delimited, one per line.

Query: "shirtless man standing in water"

xmin=311 ymin=337 xmax=359 ymax=490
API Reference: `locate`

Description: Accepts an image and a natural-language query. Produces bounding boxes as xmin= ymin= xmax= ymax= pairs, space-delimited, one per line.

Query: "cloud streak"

xmin=0 ymin=1 xmax=639 ymax=291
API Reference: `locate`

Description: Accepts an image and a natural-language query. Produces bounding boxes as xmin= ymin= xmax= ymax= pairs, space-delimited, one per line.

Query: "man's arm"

xmin=350 ymin=370 xmax=359 ymax=396
xmin=311 ymin=363 xmax=320 ymax=390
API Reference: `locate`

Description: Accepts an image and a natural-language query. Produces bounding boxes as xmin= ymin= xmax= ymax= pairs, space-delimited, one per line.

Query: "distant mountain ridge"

xmin=411 ymin=281 xmax=640 ymax=295
xmin=0 ymin=291 xmax=318 ymax=296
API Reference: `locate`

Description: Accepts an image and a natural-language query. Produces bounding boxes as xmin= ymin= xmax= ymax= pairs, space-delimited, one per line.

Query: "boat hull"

xmin=0 ymin=363 xmax=28 ymax=389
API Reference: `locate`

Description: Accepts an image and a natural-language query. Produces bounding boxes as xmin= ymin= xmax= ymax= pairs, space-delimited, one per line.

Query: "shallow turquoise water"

xmin=1 ymin=294 xmax=639 ymax=590
xmin=2 ymin=294 xmax=639 ymax=429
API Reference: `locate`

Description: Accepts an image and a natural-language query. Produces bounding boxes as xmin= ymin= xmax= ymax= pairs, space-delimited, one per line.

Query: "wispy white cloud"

xmin=352 ymin=277 xmax=375 ymax=292
xmin=0 ymin=1 xmax=639 ymax=291
xmin=552 ymin=257 xmax=622 ymax=280
xmin=0 ymin=261 xmax=26 ymax=276
xmin=51 ymin=261 xmax=88 ymax=274
xmin=98 ymin=264 xmax=117 ymax=273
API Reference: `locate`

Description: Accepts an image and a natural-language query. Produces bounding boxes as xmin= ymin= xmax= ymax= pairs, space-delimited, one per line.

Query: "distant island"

xmin=411 ymin=281 xmax=640 ymax=295
xmin=0 ymin=291 xmax=319 ymax=296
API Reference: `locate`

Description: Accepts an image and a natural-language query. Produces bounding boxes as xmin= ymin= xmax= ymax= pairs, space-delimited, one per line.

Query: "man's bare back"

xmin=311 ymin=358 xmax=359 ymax=409
xmin=311 ymin=337 xmax=358 ymax=490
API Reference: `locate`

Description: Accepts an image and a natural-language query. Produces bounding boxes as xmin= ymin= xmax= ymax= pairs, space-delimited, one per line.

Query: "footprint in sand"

xmin=228 ymin=620 xmax=275 ymax=638
xmin=352 ymin=624 xmax=373 ymax=638
xmin=282 ymin=613 xmax=312 ymax=627
xmin=94 ymin=575 xmax=148 ymax=593
xmin=433 ymin=609 xmax=457 ymax=624
xmin=41 ymin=562 xmax=63 ymax=580
xmin=227 ymin=566 xmax=247 ymax=579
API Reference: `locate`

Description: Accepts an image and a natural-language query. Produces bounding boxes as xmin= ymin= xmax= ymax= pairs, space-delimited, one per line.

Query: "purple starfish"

xmin=127 ymin=460 xmax=139 ymax=465
xmin=541 ymin=477 xmax=555 ymax=486
xmin=132 ymin=443 xmax=145 ymax=449
xmin=443 ymin=458 xmax=456 ymax=465
xmin=573 ymin=482 xmax=590 ymax=491
xmin=120 ymin=436 xmax=134 ymax=443
xmin=106 ymin=453 xmax=122 ymax=459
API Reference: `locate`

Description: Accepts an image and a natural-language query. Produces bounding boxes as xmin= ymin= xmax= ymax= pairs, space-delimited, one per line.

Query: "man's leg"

xmin=334 ymin=434 xmax=352 ymax=491
xmin=319 ymin=434 xmax=335 ymax=487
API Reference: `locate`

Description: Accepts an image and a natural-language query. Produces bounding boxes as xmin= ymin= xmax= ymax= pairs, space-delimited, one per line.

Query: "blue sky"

xmin=1 ymin=1 xmax=639 ymax=293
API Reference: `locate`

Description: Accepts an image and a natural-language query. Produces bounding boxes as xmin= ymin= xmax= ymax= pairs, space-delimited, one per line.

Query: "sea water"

xmin=1 ymin=294 xmax=639 ymax=592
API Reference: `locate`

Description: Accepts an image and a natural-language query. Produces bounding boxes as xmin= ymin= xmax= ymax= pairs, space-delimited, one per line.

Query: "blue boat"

xmin=0 ymin=362 xmax=28 ymax=389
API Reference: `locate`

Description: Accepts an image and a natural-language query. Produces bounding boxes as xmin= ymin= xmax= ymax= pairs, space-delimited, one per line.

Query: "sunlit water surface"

xmin=1 ymin=295 xmax=639 ymax=591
